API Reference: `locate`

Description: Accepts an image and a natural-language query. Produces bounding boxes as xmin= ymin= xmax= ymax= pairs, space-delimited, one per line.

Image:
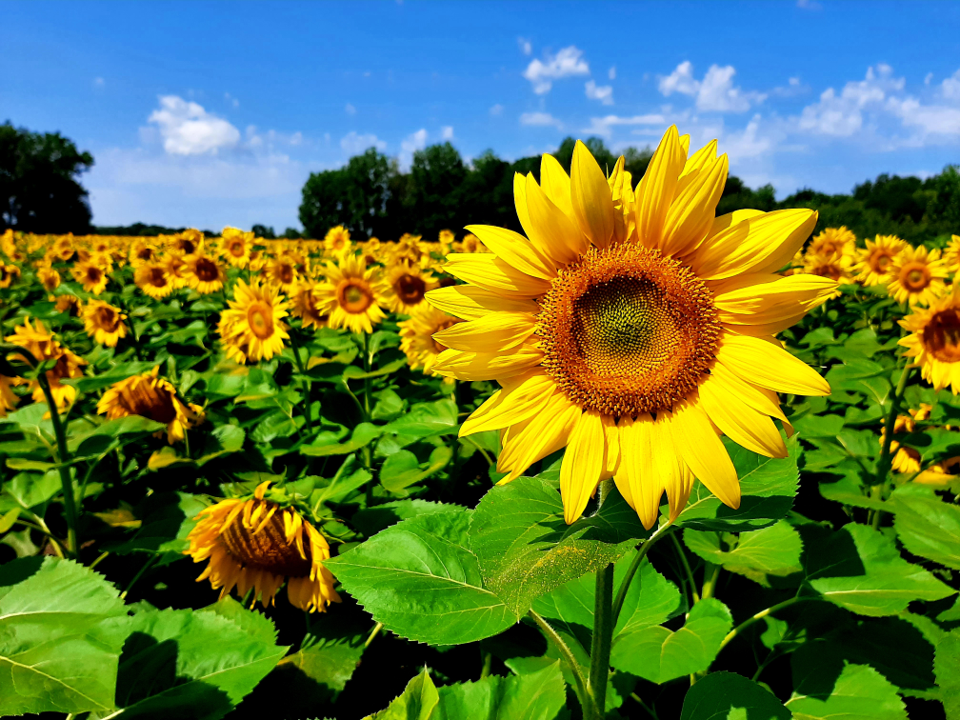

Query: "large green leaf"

xmin=326 ymin=508 xmax=518 ymax=645
xmin=804 ymin=523 xmax=955 ymax=616
xmin=365 ymin=667 xmax=439 ymax=720
xmin=108 ymin=491 xmax=207 ymax=565
xmin=609 ymin=598 xmax=733 ymax=684
xmin=683 ymin=520 xmax=803 ymax=581
xmin=381 ymin=399 xmax=458 ymax=438
xmin=680 ymin=671 xmax=790 ymax=720
xmin=891 ymin=484 xmax=960 ymax=570
xmin=434 ymin=660 xmax=566 ymax=720
xmin=380 ymin=445 xmax=453 ymax=495
xmin=301 ymin=422 xmax=382 ymax=457
xmin=469 ymin=475 xmax=650 ymax=617
xmin=671 ymin=437 xmax=799 ymax=532
xmin=935 ymin=632 xmax=960 ymax=720
xmin=0 ymin=557 xmax=128 ymax=716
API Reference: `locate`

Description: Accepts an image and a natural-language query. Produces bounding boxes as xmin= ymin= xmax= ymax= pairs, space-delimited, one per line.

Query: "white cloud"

xmin=585 ymin=80 xmax=614 ymax=105
xmin=789 ymin=77 xmax=800 ymax=86
xmin=608 ymin=66 xmax=616 ymax=80
xmin=148 ymin=95 xmax=241 ymax=156
xmin=523 ymin=45 xmax=589 ymax=94
xmin=520 ymin=112 xmax=563 ymax=129
xmin=94 ymin=77 xmax=105 ymax=88
xmin=583 ymin=114 xmax=665 ymax=138
xmin=658 ymin=62 xmax=764 ymax=112
xmin=925 ymin=72 xmax=934 ymax=86
xmin=340 ymin=131 xmax=386 ymax=154
xmin=441 ymin=126 xmax=454 ymax=140
xmin=798 ymin=64 xmax=904 ymax=136
xmin=658 ymin=61 xmax=700 ymax=96
xmin=490 ymin=103 xmax=504 ymax=116
xmin=401 ymin=128 xmax=428 ymax=154
xmin=887 ymin=96 xmax=960 ymax=137
xmin=224 ymin=92 xmax=239 ymax=108
xmin=942 ymin=70 xmax=960 ymax=100
xmin=719 ymin=116 xmax=774 ymax=159
xmin=345 ymin=103 xmax=357 ymax=115
xmin=518 ymin=37 xmax=532 ymax=56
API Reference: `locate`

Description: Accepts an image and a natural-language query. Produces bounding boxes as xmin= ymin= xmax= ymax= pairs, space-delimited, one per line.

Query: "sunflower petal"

xmin=466 ymin=225 xmax=558 ymax=280
xmin=498 ymin=394 xmax=581 ymax=482
xmin=560 ymin=410 xmax=606 ymax=524
xmin=434 ymin=311 xmax=537 ymax=352
xmin=668 ymin=400 xmax=741 ymax=509
xmin=636 ymin=126 xmax=686 ymax=249
xmin=460 ymin=372 xmax=557 ymax=436
xmin=620 ymin=414 xmax=663 ymax=529
xmin=661 ymin=153 xmax=729 ymax=258
xmin=718 ymin=333 xmax=831 ymax=396
xmin=433 ymin=344 xmax=543 ymax=382
xmin=525 ymin=173 xmax=589 ymax=265
xmin=571 ymin=140 xmax=617 ymax=250
xmin=698 ymin=377 xmax=787 ymax=458
xmin=443 ymin=254 xmax=551 ymax=299
xmin=426 ymin=285 xmax=539 ymax=320
xmin=650 ymin=412 xmax=695 ymax=522
xmin=714 ymin=273 xmax=838 ymax=332
xmin=540 ymin=153 xmax=575 ymax=219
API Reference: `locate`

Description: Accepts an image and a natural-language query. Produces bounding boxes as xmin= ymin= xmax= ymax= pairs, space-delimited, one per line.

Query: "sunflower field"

xmin=1 ymin=128 xmax=960 ymax=720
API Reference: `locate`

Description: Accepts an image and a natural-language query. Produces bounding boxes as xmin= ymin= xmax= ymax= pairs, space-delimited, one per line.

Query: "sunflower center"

xmin=538 ymin=244 xmax=721 ymax=417
xmin=120 ymin=380 xmax=178 ymax=423
xmin=278 ymin=264 xmax=294 ymax=284
xmin=87 ymin=267 xmax=102 ymax=282
xmin=247 ymin=302 xmax=275 ymax=340
xmin=181 ymin=240 xmax=197 ymax=254
xmin=337 ymin=279 xmax=373 ymax=314
xmin=137 ymin=248 xmax=154 ymax=261
xmin=810 ymin=262 xmax=842 ymax=281
xmin=922 ymin=307 xmax=960 ymax=363
xmin=396 ymin=274 xmax=427 ymax=305
xmin=220 ymin=504 xmax=312 ymax=577
xmin=96 ymin=307 xmax=120 ymax=332
xmin=195 ymin=257 xmax=220 ymax=282
xmin=149 ymin=268 xmax=167 ymax=287
xmin=229 ymin=241 xmax=244 ymax=256
xmin=901 ymin=263 xmax=930 ymax=291
xmin=871 ymin=251 xmax=893 ymax=272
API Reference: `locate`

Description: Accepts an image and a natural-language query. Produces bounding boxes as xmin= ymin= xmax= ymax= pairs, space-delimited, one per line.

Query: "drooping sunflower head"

xmin=855 ymin=234 xmax=907 ymax=287
xmin=290 ymin=279 xmax=329 ymax=330
xmin=72 ymin=260 xmax=110 ymax=295
xmin=134 ymin=261 xmax=175 ymax=300
xmin=81 ymin=300 xmax=128 ymax=348
xmin=888 ymin=245 xmax=948 ymax=307
xmin=808 ymin=226 xmax=856 ymax=260
xmin=183 ymin=252 xmax=227 ymax=294
xmin=37 ymin=266 xmax=60 ymax=292
xmin=382 ymin=261 xmax=439 ymax=314
xmin=96 ymin=366 xmax=202 ymax=443
xmin=429 ymin=127 xmax=835 ymax=527
xmin=218 ymin=278 xmax=290 ymax=363
xmin=324 ymin=225 xmax=353 ymax=259
xmin=221 ymin=227 xmax=253 ymax=267
xmin=398 ymin=302 xmax=462 ymax=376
xmin=314 ymin=255 xmax=387 ymax=335
xmin=880 ymin=404 xmax=931 ymax=476
xmin=185 ymin=481 xmax=340 ymax=612
xmin=900 ymin=283 xmax=960 ymax=394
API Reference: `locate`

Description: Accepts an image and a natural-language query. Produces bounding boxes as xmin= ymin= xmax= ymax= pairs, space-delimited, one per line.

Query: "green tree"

xmin=251 ymin=224 xmax=276 ymax=239
xmin=0 ymin=122 xmax=94 ymax=233
xmin=404 ymin=143 xmax=469 ymax=240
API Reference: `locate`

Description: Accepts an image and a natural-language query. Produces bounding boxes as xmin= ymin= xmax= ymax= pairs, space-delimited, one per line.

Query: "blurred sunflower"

xmin=290 ymin=280 xmax=328 ymax=330
xmin=314 ymin=256 xmax=387 ymax=334
xmin=163 ymin=255 xmax=188 ymax=289
xmin=944 ymin=234 xmax=960 ymax=277
xmin=888 ymin=245 xmax=947 ymax=307
xmin=324 ymin=225 xmax=352 ymax=259
xmin=185 ymin=481 xmax=340 ymax=613
xmin=899 ymin=283 xmax=960 ymax=393
xmin=382 ymin=261 xmax=438 ymax=314
xmin=170 ymin=229 xmax=205 ymax=256
xmin=265 ymin=255 xmax=299 ymax=291
xmin=915 ymin=456 xmax=960 ymax=486
xmin=880 ymin=404 xmax=931 ymax=475
xmin=221 ymin=227 xmax=253 ymax=268
xmin=808 ymin=226 xmax=856 ymax=260
xmin=428 ymin=127 xmax=835 ymax=527
xmin=97 ymin=366 xmax=202 ymax=443
xmin=802 ymin=251 xmax=854 ymax=298
xmin=456 ymin=233 xmax=490 ymax=254
xmin=129 ymin=239 xmax=158 ymax=266
xmin=0 ymin=263 xmax=21 ymax=289
xmin=398 ymin=303 xmax=461 ymax=377
xmin=54 ymin=294 xmax=83 ymax=316
xmin=183 ymin=252 xmax=227 ymax=294
xmin=135 ymin=261 xmax=175 ymax=300
xmin=37 ymin=266 xmax=60 ymax=292
xmin=438 ymin=229 xmax=456 ymax=254
xmin=855 ymin=234 xmax=907 ymax=286
xmin=72 ymin=259 xmax=109 ymax=295
xmin=53 ymin=236 xmax=76 ymax=262
xmin=0 ymin=375 xmax=18 ymax=417
xmin=5 ymin=318 xmax=85 ymax=409
xmin=81 ymin=300 xmax=128 ymax=347
xmin=218 ymin=279 xmax=289 ymax=363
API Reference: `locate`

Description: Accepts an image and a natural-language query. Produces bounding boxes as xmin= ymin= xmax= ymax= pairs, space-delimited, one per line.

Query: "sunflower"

xmin=97 ymin=366 xmax=202 ymax=443
xmin=182 ymin=252 xmax=227 ymax=294
xmin=944 ymin=234 xmax=960 ymax=277
xmin=314 ymin=256 xmax=387 ymax=334
xmin=81 ymin=300 xmax=128 ymax=348
xmin=324 ymin=225 xmax=352 ymax=259
xmin=438 ymin=229 xmax=456 ymax=253
xmin=290 ymin=280 xmax=328 ymax=330
xmin=169 ymin=229 xmax=205 ymax=256
xmin=72 ymin=259 xmax=109 ymax=295
xmin=801 ymin=251 xmax=854 ymax=298
xmin=915 ymin=456 xmax=960 ymax=486
xmin=5 ymin=318 xmax=85 ymax=409
xmin=888 ymin=245 xmax=947 ymax=307
xmin=807 ymin=226 xmax=856 ymax=260
xmin=855 ymin=234 xmax=907 ymax=287
xmin=185 ymin=482 xmax=340 ymax=613
xmin=218 ymin=279 xmax=290 ymax=363
xmin=135 ymin=261 xmax=175 ymax=300
xmin=456 ymin=232 xmax=490 ymax=254
xmin=37 ymin=267 xmax=60 ymax=292
xmin=427 ymin=128 xmax=835 ymax=527
xmin=0 ymin=375 xmax=18 ymax=417
xmin=0 ymin=263 xmax=20 ymax=289
xmin=129 ymin=239 xmax=158 ymax=266
xmin=161 ymin=255 xmax=188 ymax=289
xmin=899 ymin=283 xmax=960 ymax=393
xmin=221 ymin=227 xmax=253 ymax=268
xmin=398 ymin=302 xmax=462 ymax=376
xmin=265 ymin=255 xmax=299 ymax=291
xmin=382 ymin=261 xmax=439 ymax=314
xmin=0 ymin=229 xmax=16 ymax=259
xmin=880 ymin=404 xmax=931 ymax=475
xmin=54 ymin=294 xmax=83 ymax=316
xmin=54 ymin=236 xmax=76 ymax=262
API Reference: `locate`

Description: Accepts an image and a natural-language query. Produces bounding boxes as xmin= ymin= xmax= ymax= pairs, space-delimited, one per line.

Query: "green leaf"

xmin=818 ymin=467 xmax=890 ymax=511
xmin=380 ymin=446 xmax=453 ymax=495
xmin=326 ymin=508 xmax=518 ymax=645
xmin=68 ymin=414 xmax=167 ymax=455
xmin=825 ymin=358 xmax=891 ymax=407
xmin=670 ymin=436 xmax=800 ymax=532
xmin=680 ymin=671 xmax=790 ymax=720
xmin=0 ymin=557 xmax=128 ymax=716
xmin=805 ymin=523 xmax=956 ymax=616
xmin=301 ymin=422 xmax=382 ymax=457
xmin=891 ymin=484 xmax=960 ymax=570
xmin=352 ymin=500 xmax=454 ymax=536
xmin=3 ymin=470 xmax=61 ymax=509
xmin=108 ymin=491 xmax=207 ymax=563
xmin=311 ymin=458 xmax=373 ymax=507
xmin=382 ymin=399 xmax=458 ymax=438
xmin=934 ymin=632 xmax=960 ymax=720
xmin=365 ymin=667 xmax=439 ymax=720
xmin=610 ymin=598 xmax=733 ymax=684
xmin=683 ymin=520 xmax=803 ymax=581
xmin=470 ymin=475 xmax=650 ymax=616
xmin=371 ymin=388 xmax=406 ymax=421
xmin=786 ymin=651 xmax=906 ymax=720
xmin=434 ymin=660 xmax=566 ymax=720
xmin=62 ymin=361 xmax=158 ymax=392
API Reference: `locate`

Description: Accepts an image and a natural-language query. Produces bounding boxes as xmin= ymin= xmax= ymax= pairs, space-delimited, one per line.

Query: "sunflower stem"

xmin=528 ymin=610 xmax=589 ymax=710
xmin=287 ymin=328 xmax=314 ymax=435
xmin=717 ymin=595 xmax=808 ymax=653
xmin=612 ymin=522 xmax=674 ymax=624
xmin=670 ymin=533 xmax=699 ymax=604
xmin=873 ymin=362 xmax=915 ymax=527
xmin=587 ymin=562 xmax=615 ymax=720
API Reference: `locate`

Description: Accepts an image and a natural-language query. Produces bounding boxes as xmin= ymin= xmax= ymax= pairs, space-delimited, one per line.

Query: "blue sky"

xmin=4 ymin=0 xmax=960 ymax=232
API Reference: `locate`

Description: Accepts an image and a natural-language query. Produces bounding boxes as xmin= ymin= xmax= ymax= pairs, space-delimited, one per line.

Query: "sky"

xmin=4 ymin=0 xmax=960 ymax=233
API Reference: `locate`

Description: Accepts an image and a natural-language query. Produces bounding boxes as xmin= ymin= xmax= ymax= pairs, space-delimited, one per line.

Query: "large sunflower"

xmin=5 ymin=318 xmax=85 ymax=409
xmin=899 ymin=283 xmax=960 ymax=393
xmin=218 ymin=279 xmax=290 ymax=363
xmin=182 ymin=251 xmax=227 ymax=294
xmin=888 ymin=245 xmax=947 ymax=307
xmin=97 ymin=366 xmax=203 ymax=443
xmin=427 ymin=128 xmax=835 ymax=527
xmin=855 ymin=234 xmax=907 ymax=287
xmin=382 ymin=261 xmax=439 ymax=314
xmin=314 ymin=256 xmax=387 ymax=334
xmin=81 ymin=300 xmax=128 ymax=348
xmin=398 ymin=302 xmax=462 ymax=376
xmin=135 ymin=261 xmax=176 ymax=300
xmin=185 ymin=482 xmax=340 ymax=612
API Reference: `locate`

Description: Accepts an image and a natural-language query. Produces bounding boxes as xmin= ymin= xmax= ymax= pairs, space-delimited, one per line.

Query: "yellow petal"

xmin=540 ymin=154 xmax=575 ymax=220
xmin=601 ymin=413 xmax=620 ymax=479
xmin=426 ymin=285 xmax=539 ymax=320
xmin=443 ymin=254 xmax=551 ymax=299
xmin=571 ymin=140 xmax=617 ymax=250
xmin=635 ymin=125 xmax=686 ymax=249
xmin=525 ymin=173 xmax=589 ymax=265
xmin=498 ymin=393 xmax=580 ymax=482
xmin=680 ymin=139 xmax=718 ymax=179
xmin=709 ymin=361 xmax=792 ymax=428
xmin=698 ymin=377 xmax=787 ymax=458
xmin=433 ymin=344 xmax=543 ymax=382
xmin=649 ymin=412 xmax=695 ymax=522
xmin=667 ymin=400 xmax=741 ymax=509
xmin=560 ymin=410 xmax=606 ymax=524
xmin=617 ymin=414 xmax=662 ymax=530
xmin=460 ymin=371 xmax=557 ymax=436
xmin=717 ymin=333 xmax=831 ymax=396
xmin=433 ymin=311 xmax=537 ymax=352
xmin=606 ymin=156 xmax=632 ymax=244
xmin=714 ymin=273 xmax=838 ymax=333
xmin=661 ymin=153 xmax=729 ymax=258
xmin=466 ymin=224 xmax=558 ymax=280
xmin=678 ymin=134 xmax=691 ymax=156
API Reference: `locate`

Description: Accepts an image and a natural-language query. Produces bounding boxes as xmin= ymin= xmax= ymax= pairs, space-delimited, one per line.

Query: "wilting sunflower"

xmin=185 ymin=482 xmax=340 ymax=612
xmin=0 ymin=264 xmax=20 ymax=289
xmin=290 ymin=280 xmax=328 ymax=330
xmin=382 ymin=261 xmax=439 ymax=314
xmin=807 ymin=226 xmax=856 ymax=260
xmin=314 ymin=256 xmax=387 ymax=334
xmin=5 ymin=318 xmax=85 ymax=409
xmin=944 ymin=234 xmax=960 ymax=277
xmin=81 ymin=300 xmax=128 ymax=348
xmin=888 ymin=245 xmax=947 ymax=307
xmin=802 ymin=251 xmax=854 ymax=298
xmin=135 ymin=261 xmax=175 ymax=300
xmin=72 ymin=259 xmax=109 ymax=295
xmin=265 ymin=255 xmax=299 ymax=291
xmin=182 ymin=252 xmax=227 ymax=294
xmin=900 ymin=283 xmax=960 ymax=393
xmin=218 ymin=279 xmax=290 ymax=363
xmin=37 ymin=267 xmax=60 ymax=292
xmin=855 ymin=234 xmax=907 ymax=286
xmin=97 ymin=366 xmax=202 ymax=443
xmin=427 ymin=128 xmax=835 ymax=527
xmin=221 ymin=227 xmax=253 ymax=268
xmin=324 ymin=225 xmax=352 ymax=259
xmin=54 ymin=294 xmax=83 ymax=316
xmin=398 ymin=302 xmax=462 ymax=376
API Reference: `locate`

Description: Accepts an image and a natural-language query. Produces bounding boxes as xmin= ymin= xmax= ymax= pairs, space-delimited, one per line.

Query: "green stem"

xmin=287 ymin=329 xmax=314 ymax=434
xmin=701 ymin=562 xmax=721 ymax=601
xmin=717 ymin=596 xmax=807 ymax=653
xmin=461 ymin=435 xmax=494 ymax=467
xmin=670 ymin=533 xmax=699 ymax=604
xmin=120 ymin=554 xmax=158 ymax=600
xmin=873 ymin=363 xmax=915 ymax=527
xmin=529 ymin=610 xmax=589 ymax=710
xmin=612 ymin=523 xmax=674 ymax=623
xmin=364 ymin=622 xmax=384 ymax=649
xmin=587 ymin=563 xmax=615 ymax=720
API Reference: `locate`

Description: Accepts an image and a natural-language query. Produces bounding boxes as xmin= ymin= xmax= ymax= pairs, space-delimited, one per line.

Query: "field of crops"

xmin=1 ymin=131 xmax=960 ymax=720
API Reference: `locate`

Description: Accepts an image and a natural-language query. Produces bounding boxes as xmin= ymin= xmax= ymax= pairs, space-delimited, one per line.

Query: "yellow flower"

xmin=438 ymin=229 xmax=456 ymax=252
xmin=314 ymin=256 xmax=387 ymax=334
xmin=82 ymin=300 xmax=128 ymax=348
xmin=915 ymin=456 xmax=960 ymax=486
xmin=888 ymin=245 xmax=947 ymax=307
xmin=169 ymin=229 xmax=205 ymax=256
xmin=72 ymin=259 xmax=109 ymax=295
xmin=0 ymin=229 xmax=16 ymax=260
xmin=944 ymin=234 xmax=960 ymax=277
xmin=808 ymin=226 xmax=857 ymax=260
xmin=899 ymin=283 xmax=960 ymax=393
xmin=129 ymin=239 xmax=159 ymax=267
xmin=456 ymin=233 xmax=490 ymax=254
xmin=427 ymin=128 xmax=835 ymax=527
xmin=398 ymin=302 xmax=461 ymax=376
xmin=54 ymin=294 xmax=83 ymax=316
xmin=324 ymin=225 xmax=353 ymax=259
xmin=5 ymin=318 xmax=85 ymax=409
xmin=54 ymin=235 xmax=76 ymax=262
xmin=38 ymin=267 xmax=60 ymax=292
xmin=880 ymin=404 xmax=931 ymax=475
xmin=182 ymin=252 xmax=227 ymax=294
xmin=290 ymin=280 xmax=328 ymax=330
xmin=185 ymin=482 xmax=340 ymax=613
xmin=382 ymin=261 xmax=439 ymax=314
xmin=163 ymin=255 xmax=189 ymax=289
xmin=218 ymin=279 xmax=290 ymax=363
xmin=135 ymin=262 xmax=175 ymax=300
xmin=221 ymin=227 xmax=253 ymax=268
xmin=854 ymin=234 xmax=907 ymax=287
xmin=0 ymin=263 xmax=20 ymax=289
xmin=265 ymin=255 xmax=299 ymax=291
xmin=801 ymin=251 xmax=854 ymax=298
xmin=97 ymin=367 xmax=202 ymax=443
xmin=0 ymin=375 xmax=18 ymax=417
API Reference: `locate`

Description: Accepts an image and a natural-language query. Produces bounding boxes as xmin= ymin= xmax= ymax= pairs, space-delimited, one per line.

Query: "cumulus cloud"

xmin=518 ymin=37 xmax=532 ymax=55
xmin=658 ymin=61 xmax=700 ymax=96
xmin=441 ymin=126 xmax=454 ymax=140
xmin=489 ymin=103 xmax=504 ymax=116
xmin=148 ymin=95 xmax=241 ymax=156
xmin=523 ymin=46 xmax=589 ymax=94
xmin=520 ymin=112 xmax=563 ymax=129
xmin=341 ymin=131 xmax=386 ymax=154
xmin=658 ymin=62 xmax=764 ymax=112
xmin=942 ymin=70 xmax=960 ymax=101
xmin=798 ymin=64 xmax=904 ymax=136
xmin=585 ymin=80 xmax=614 ymax=105
xmin=582 ymin=114 xmax=665 ymax=138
